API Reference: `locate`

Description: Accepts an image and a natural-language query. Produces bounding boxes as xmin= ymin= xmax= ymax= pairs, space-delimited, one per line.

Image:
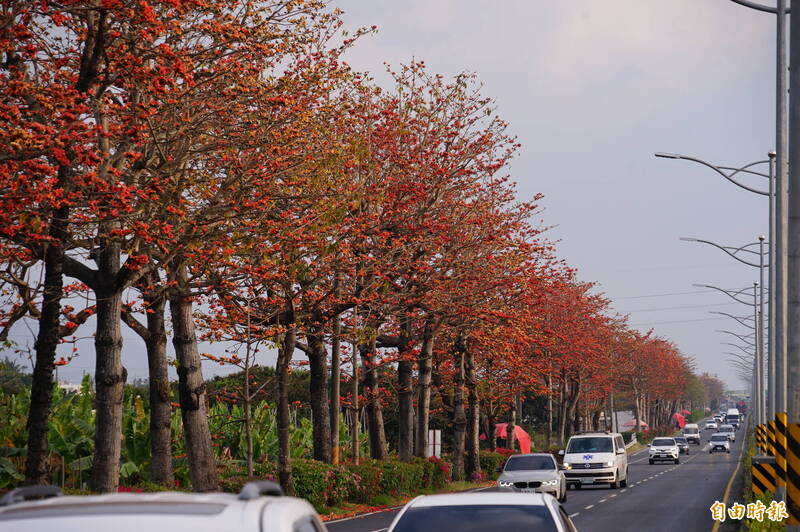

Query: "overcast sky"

xmin=18 ymin=1 xmax=776 ymax=389
xmin=337 ymin=0 xmax=775 ymax=389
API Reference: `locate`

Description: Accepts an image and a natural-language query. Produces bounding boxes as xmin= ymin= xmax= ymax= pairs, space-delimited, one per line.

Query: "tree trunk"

xmin=330 ymin=302 xmax=341 ymax=465
xmin=25 ymin=197 xmax=69 ymax=485
xmin=307 ymin=328 xmax=332 ymax=463
xmin=465 ymin=345 xmax=481 ymax=479
xmin=633 ymin=389 xmax=642 ymax=432
xmin=360 ymin=337 xmax=388 ymax=460
xmin=507 ymin=395 xmax=517 ymax=453
xmin=169 ymin=263 xmax=218 ymax=492
xmin=397 ymin=317 xmax=414 ymax=462
xmin=276 ymin=317 xmax=295 ymax=493
xmin=452 ymin=340 xmax=467 ymax=481
xmin=414 ymin=320 xmax=435 ymax=458
xmin=91 ymin=239 xmax=125 ymax=493
xmin=487 ymin=397 xmax=496 ymax=451
xmin=144 ymin=281 xmax=173 ymax=485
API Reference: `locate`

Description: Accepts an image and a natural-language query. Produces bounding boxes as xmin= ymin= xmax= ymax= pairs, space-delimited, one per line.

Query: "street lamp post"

xmin=694 ymin=282 xmax=766 ymax=425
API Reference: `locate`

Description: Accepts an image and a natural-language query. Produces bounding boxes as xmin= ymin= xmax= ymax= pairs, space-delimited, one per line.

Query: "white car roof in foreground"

xmin=0 ymin=492 xmax=315 ymax=532
xmin=409 ymin=492 xmax=549 ymax=508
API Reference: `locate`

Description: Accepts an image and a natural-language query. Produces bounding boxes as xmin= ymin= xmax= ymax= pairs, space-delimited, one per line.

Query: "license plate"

xmin=521 ymin=488 xmax=536 ymax=493
xmin=581 ymin=478 xmax=594 ymax=484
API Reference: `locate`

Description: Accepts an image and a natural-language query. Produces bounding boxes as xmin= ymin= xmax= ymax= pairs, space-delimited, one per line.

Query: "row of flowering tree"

xmin=0 ymin=0 xmax=711 ymax=495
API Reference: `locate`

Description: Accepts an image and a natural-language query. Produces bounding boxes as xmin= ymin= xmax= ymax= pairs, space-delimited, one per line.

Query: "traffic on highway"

xmin=326 ymin=417 xmax=746 ymax=532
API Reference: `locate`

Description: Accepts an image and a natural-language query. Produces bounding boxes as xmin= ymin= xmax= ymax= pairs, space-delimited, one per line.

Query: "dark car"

xmin=673 ymin=436 xmax=690 ymax=455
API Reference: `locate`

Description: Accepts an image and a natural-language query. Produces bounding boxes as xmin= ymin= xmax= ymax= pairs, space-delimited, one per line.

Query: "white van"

xmin=559 ymin=432 xmax=628 ymax=490
xmin=726 ymin=408 xmax=741 ymax=429
xmin=683 ymin=423 xmax=701 ymax=445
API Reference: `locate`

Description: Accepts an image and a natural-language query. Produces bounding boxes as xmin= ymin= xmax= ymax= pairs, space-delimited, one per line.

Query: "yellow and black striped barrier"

xmin=788 ymin=422 xmax=800 ymax=525
xmin=756 ymin=424 xmax=766 ymax=453
xmin=752 ymin=455 xmax=777 ymax=496
xmin=775 ymin=413 xmax=787 ymax=490
xmin=768 ymin=420 xmax=776 ymax=456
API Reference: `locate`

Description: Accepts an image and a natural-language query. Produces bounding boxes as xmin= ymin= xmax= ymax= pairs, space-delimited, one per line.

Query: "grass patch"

xmin=319 ymin=478 xmax=494 ymax=521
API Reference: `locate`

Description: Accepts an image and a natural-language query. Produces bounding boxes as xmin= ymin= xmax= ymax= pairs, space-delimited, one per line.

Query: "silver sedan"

xmin=496 ymin=453 xmax=567 ymax=503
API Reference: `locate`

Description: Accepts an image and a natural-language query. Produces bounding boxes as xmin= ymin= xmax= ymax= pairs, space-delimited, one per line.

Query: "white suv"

xmin=648 ymin=437 xmax=680 ymax=464
xmin=0 ymin=482 xmax=326 ymax=532
xmin=560 ymin=432 xmax=628 ymax=490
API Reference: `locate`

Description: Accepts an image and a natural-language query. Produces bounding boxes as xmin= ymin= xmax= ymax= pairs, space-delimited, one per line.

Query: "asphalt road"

xmin=326 ymin=424 xmax=746 ymax=532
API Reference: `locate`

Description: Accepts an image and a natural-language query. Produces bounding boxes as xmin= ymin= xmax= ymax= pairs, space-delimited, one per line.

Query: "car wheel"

xmin=620 ymin=472 xmax=628 ymax=488
xmin=574 ymin=483 xmax=582 ymax=490
xmin=686 ymin=450 xmax=690 ymax=455
xmin=727 ymin=449 xmax=731 ymax=454
xmin=610 ymin=472 xmax=619 ymax=489
xmin=649 ymin=459 xmax=654 ymax=465
xmin=674 ymin=458 xmax=680 ymax=464
xmin=709 ymin=450 xmax=714 ymax=454
xmin=559 ymin=487 xmax=567 ymax=503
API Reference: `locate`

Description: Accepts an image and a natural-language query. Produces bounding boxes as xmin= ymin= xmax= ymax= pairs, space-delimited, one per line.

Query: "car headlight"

xmin=562 ymin=462 xmax=572 ymax=470
xmin=541 ymin=479 xmax=559 ymax=486
xmin=604 ymin=461 xmax=614 ymax=467
xmin=498 ymin=481 xmax=514 ymax=487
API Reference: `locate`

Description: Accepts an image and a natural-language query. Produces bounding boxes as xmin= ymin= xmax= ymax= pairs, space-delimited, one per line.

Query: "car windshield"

xmin=504 ymin=456 xmax=556 ymax=471
xmin=674 ymin=437 xmax=687 ymax=444
xmin=684 ymin=428 xmax=699 ymax=434
xmin=392 ymin=505 xmax=558 ymax=532
xmin=720 ymin=426 xmax=733 ymax=432
xmin=652 ymin=439 xmax=675 ymax=446
xmin=566 ymin=437 xmax=613 ymax=453
xmin=711 ymin=435 xmax=728 ymax=442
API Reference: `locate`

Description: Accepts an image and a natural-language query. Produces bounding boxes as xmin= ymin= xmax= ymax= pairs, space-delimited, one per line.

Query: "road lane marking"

xmin=609 ymin=494 xmax=617 ymax=498
xmin=367 ymin=529 xmax=387 ymax=532
xmin=710 ymin=432 xmax=746 ymax=532
xmin=584 ymin=505 xmax=594 ymax=510
xmin=598 ymin=499 xmax=607 ymax=503
xmin=569 ymin=512 xmax=580 ymax=518
xmin=620 ymin=489 xmax=626 ymax=493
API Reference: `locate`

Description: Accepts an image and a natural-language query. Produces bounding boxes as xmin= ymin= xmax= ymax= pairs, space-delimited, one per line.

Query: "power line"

xmin=630 ymin=317 xmax=727 ymax=326
xmin=614 ymin=289 xmax=717 ymax=300
xmin=618 ymin=301 xmax=739 ymax=313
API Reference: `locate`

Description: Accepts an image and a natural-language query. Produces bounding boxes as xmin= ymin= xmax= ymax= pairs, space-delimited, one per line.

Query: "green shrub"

xmin=377 ymin=460 xmax=425 ymax=495
xmin=416 ymin=457 xmax=451 ymax=488
xmin=345 ymin=461 xmax=383 ymax=503
xmin=479 ymin=451 xmax=507 ymax=480
xmin=289 ymin=459 xmax=331 ymax=507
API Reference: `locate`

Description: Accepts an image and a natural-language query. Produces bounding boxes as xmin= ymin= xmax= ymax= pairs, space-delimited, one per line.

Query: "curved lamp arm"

xmin=724 ymin=350 xmax=755 ymax=364
xmin=711 ymin=311 xmax=756 ymax=330
xmin=729 ymin=0 xmax=790 ymax=14
xmin=693 ymin=283 xmax=756 ymax=306
xmin=717 ymin=160 xmax=770 ymax=180
xmin=716 ymin=329 xmax=756 ymax=339
xmin=655 ymin=153 xmax=769 ymax=195
xmin=681 ymin=238 xmax=765 ymax=268
xmin=722 ymin=342 xmax=756 ymax=357
xmin=716 ymin=329 xmax=756 ymax=347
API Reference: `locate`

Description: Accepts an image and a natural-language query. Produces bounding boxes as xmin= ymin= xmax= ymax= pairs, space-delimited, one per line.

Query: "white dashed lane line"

xmin=569 ymin=513 xmax=580 ymax=518
xmin=609 ymin=494 xmax=617 ymax=498
xmin=598 ymin=499 xmax=607 ymax=503
xmin=584 ymin=505 xmax=594 ymax=510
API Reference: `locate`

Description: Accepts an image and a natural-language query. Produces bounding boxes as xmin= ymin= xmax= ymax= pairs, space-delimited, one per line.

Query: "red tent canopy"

xmin=623 ymin=419 xmax=649 ymax=429
xmin=494 ymin=423 xmax=532 ymax=454
xmin=680 ymin=409 xmax=691 ymax=415
xmin=672 ymin=413 xmax=686 ymax=428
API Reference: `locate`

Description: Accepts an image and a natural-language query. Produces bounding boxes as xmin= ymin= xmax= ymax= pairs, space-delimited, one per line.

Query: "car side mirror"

xmin=558 ymin=450 xmax=564 ymax=456
xmin=646 ymin=444 xmax=651 ymax=447
xmin=616 ymin=448 xmax=625 ymax=455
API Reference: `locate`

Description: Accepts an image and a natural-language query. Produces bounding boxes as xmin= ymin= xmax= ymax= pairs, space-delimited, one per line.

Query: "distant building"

xmin=58 ymin=381 xmax=81 ymax=394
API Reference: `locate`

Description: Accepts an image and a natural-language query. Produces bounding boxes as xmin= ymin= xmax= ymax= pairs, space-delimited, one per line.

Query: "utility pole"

xmin=788 ymin=1 xmax=800 ymax=526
